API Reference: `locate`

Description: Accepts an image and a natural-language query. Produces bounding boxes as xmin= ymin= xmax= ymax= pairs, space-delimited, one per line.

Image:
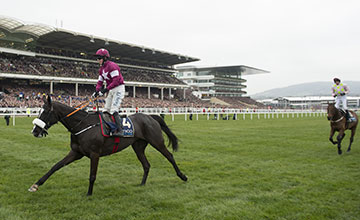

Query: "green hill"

xmin=251 ymin=81 xmax=360 ymax=99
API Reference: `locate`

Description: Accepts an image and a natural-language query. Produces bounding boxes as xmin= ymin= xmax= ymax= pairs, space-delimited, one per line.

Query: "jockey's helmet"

xmin=95 ymin=48 xmax=110 ymax=59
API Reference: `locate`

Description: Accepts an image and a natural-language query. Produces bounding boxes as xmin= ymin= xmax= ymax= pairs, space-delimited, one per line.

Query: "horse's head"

xmin=327 ymin=102 xmax=337 ymax=121
xmin=32 ymin=95 xmax=59 ymax=138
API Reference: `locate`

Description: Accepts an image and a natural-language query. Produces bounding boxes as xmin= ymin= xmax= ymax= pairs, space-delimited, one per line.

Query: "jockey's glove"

xmin=100 ymin=88 xmax=109 ymax=94
xmin=340 ymin=93 xmax=346 ymax=96
xmin=91 ymin=91 xmax=99 ymax=98
xmin=98 ymin=91 xmax=104 ymax=97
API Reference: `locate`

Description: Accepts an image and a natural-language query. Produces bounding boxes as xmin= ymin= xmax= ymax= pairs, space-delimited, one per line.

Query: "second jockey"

xmin=331 ymin=77 xmax=351 ymax=122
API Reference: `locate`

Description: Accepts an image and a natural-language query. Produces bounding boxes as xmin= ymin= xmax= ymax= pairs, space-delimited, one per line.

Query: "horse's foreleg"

xmin=29 ymin=150 xmax=83 ymax=192
xmin=87 ymin=152 xmax=100 ymax=196
xmin=132 ymin=140 xmax=150 ymax=185
xmin=336 ymin=131 xmax=345 ymax=155
xmin=329 ymin=128 xmax=337 ymax=145
xmin=347 ymin=128 xmax=356 ymax=152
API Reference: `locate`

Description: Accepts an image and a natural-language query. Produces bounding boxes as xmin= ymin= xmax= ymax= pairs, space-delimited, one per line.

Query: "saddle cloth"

xmin=339 ymin=109 xmax=357 ymax=122
xmin=98 ymin=113 xmax=134 ymax=137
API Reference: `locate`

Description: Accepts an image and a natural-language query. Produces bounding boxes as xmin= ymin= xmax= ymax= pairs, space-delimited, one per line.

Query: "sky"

xmin=1 ymin=0 xmax=360 ymax=95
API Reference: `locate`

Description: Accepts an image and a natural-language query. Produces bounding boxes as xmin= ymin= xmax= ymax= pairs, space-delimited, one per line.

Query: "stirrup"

xmin=111 ymin=128 xmax=123 ymax=137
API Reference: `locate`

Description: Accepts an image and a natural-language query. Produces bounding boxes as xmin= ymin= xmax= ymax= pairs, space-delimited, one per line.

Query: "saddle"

xmin=339 ymin=109 xmax=357 ymax=124
xmin=98 ymin=112 xmax=134 ymax=137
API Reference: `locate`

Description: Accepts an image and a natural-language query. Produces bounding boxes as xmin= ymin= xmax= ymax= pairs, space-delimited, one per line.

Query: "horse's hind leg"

xmin=29 ymin=150 xmax=83 ymax=192
xmin=149 ymin=139 xmax=187 ymax=182
xmin=347 ymin=128 xmax=356 ymax=152
xmin=132 ymin=140 xmax=150 ymax=185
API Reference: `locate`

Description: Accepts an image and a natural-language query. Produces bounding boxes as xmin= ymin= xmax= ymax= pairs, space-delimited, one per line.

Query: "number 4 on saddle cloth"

xmin=98 ymin=112 xmax=134 ymax=137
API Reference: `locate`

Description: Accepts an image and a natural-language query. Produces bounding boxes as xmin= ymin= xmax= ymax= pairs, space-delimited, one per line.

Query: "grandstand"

xmin=176 ymin=65 xmax=269 ymax=98
xmin=176 ymin=65 xmax=269 ymax=108
xmin=0 ymin=15 xmax=266 ymax=109
xmin=259 ymin=96 xmax=360 ymax=109
xmin=0 ymin=15 xmax=201 ymax=106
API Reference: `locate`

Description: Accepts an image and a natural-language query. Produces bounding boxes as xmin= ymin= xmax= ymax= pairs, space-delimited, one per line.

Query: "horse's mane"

xmin=328 ymin=103 xmax=345 ymax=116
xmin=52 ymin=101 xmax=89 ymax=116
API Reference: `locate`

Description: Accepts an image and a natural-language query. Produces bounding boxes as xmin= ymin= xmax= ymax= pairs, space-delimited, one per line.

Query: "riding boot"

xmin=102 ymin=112 xmax=112 ymax=124
xmin=345 ymin=110 xmax=351 ymax=122
xmin=111 ymin=112 xmax=123 ymax=137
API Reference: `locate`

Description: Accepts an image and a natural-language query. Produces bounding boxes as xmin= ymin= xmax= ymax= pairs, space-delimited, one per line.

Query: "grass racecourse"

xmin=0 ymin=114 xmax=359 ymax=220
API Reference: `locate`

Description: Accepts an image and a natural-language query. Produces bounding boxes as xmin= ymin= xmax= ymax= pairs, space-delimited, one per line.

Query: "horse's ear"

xmin=47 ymin=95 xmax=52 ymax=106
xmin=42 ymin=95 xmax=47 ymax=103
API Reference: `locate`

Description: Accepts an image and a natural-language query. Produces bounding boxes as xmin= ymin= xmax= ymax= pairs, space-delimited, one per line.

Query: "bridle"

xmin=32 ymin=106 xmax=56 ymax=136
xmin=33 ymin=97 xmax=99 ymax=136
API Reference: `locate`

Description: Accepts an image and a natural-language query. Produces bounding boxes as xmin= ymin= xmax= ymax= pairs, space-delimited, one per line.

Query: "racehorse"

xmin=29 ymin=95 xmax=187 ymax=196
xmin=327 ymin=103 xmax=358 ymax=155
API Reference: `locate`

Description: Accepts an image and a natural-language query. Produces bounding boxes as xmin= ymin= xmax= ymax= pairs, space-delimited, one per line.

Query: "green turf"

xmin=0 ymin=114 xmax=359 ymax=220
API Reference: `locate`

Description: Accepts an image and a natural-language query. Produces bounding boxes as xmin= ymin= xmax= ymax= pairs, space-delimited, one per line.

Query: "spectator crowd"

xmin=0 ymin=53 xmax=181 ymax=84
xmin=0 ymin=51 xmax=264 ymax=109
xmin=0 ymin=84 xmax=263 ymax=109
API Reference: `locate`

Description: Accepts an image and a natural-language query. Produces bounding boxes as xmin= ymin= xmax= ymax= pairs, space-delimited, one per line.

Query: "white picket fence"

xmin=0 ymin=107 xmax=328 ymax=126
xmin=175 ymin=110 xmax=326 ymax=121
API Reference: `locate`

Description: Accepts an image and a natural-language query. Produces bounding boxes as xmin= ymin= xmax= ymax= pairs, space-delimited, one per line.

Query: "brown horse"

xmin=327 ymin=103 xmax=358 ymax=155
xmin=29 ymin=96 xmax=187 ymax=196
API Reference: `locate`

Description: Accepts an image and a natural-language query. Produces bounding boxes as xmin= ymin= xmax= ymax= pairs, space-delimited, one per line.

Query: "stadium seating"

xmin=0 ymin=86 xmax=264 ymax=109
xmin=34 ymin=47 xmax=173 ymax=70
xmin=0 ymin=53 xmax=264 ymax=109
xmin=0 ymin=53 xmax=183 ymax=84
xmin=215 ymin=96 xmax=266 ymax=109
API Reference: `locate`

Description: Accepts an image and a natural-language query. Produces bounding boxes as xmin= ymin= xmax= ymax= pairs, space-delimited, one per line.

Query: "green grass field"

xmin=0 ymin=115 xmax=359 ymax=220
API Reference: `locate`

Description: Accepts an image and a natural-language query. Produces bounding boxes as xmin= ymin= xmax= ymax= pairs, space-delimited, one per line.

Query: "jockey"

xmin=92 ymin=48 xmax=125 ymax=136
xmin=331 ymin=77 xmax=351 ymax=122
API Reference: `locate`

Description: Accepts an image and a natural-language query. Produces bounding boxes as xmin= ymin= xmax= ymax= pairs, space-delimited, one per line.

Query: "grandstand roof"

xmin=176 ymin=65 xmax=269 ymax=75
xmin=0 ymin=16 xmax=199 ymax=66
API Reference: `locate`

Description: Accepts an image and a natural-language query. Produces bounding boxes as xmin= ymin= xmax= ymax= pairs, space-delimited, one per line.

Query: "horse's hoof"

xmin=347 ymin=149 xmax=351 ymax=152
xmin=180 ymin=174 xmax=188 ymax=182
xmin=333 ymin=142 xmax=338 ymax=145
xmin=338 ymin=150 xmax=342 ymax=155
xmin=28 ymin=184 xmax=39 ymax=192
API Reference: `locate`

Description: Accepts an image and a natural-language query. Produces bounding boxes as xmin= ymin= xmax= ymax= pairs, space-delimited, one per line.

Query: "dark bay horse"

xmin=327 ymin=103 xmax=358 ymax=155
xmin=29 ymin=96 xmax=187 ymax=195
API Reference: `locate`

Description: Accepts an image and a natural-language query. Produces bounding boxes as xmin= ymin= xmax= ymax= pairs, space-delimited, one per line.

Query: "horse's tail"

xmin=150 ymin=115 xmax=178 ymax=152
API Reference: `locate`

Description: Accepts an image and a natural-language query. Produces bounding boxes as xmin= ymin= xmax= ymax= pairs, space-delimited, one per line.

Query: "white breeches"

xmin=335 ymin=95 xmax=347 ymax=110
xmin=104 ymin=84 xmax=125 ymax=114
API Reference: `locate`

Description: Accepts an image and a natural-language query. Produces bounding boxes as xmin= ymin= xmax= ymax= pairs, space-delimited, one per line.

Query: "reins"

xmin=66 ymin=97 xmax=98 ymax=118
xmin=60 ymin=97 xmax=99 ymax=135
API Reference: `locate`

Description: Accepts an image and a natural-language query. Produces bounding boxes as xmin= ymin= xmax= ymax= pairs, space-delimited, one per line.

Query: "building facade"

xmin=176 ymin=65 xmax=269 ymax=100
xmin=258 ymin=96 xmax=360 ymax=109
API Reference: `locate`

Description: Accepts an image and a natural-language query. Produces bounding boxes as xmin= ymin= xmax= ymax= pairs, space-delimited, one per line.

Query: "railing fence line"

xmin=0 ymin=107 xmax=335 ymax=125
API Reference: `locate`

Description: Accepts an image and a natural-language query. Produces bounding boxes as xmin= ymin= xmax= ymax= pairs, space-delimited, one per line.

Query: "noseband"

xmin=32 ymin=107 xmax=55 ymax=135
